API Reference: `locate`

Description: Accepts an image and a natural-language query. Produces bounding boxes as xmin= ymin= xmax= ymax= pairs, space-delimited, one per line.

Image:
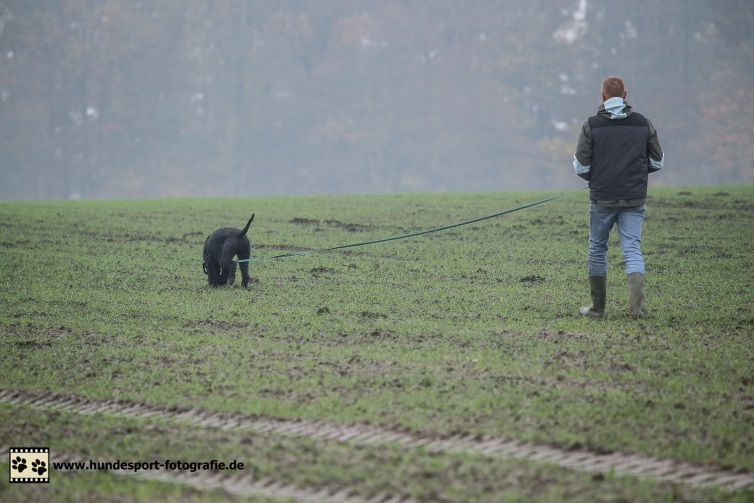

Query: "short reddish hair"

xmin=602 ymin=76 xmax=625 ymax=98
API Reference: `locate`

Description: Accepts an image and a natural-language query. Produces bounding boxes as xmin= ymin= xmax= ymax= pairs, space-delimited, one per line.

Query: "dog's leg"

xmin=219 ymin=247 xmax=237 ymax=286
xmin=239 ymin=260 xmax=250 ymax=288
xmin=224 ymin=261 xmax=238 ymax=286
xmin=207 ymin=261 xmax=222 ymax=286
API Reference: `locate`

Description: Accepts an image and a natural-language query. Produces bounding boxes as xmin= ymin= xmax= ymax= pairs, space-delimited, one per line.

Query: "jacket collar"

xmin=598 ymin=98 xmax=633 ymax=120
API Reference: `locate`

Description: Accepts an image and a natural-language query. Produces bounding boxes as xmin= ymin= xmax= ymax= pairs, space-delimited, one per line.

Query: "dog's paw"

xmin=241 ymin=277 xmax=259 ymax=288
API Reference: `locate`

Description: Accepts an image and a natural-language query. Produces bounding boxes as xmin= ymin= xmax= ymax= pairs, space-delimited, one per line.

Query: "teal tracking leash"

xmin=237 ymin=187 xmax=588 ymax=263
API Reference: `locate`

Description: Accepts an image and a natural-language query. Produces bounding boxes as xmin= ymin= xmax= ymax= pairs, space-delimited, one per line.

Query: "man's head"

xmin=601 ymin=76 xmax=627 ymax=101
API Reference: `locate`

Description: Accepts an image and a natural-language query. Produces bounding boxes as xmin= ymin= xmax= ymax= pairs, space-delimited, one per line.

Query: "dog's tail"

xmin=239 ymin=213 xmax=255 ymax=237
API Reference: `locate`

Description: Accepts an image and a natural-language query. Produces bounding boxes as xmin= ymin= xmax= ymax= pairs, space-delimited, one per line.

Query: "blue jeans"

xmin=588 ymin=202 xmax=646 ymax=277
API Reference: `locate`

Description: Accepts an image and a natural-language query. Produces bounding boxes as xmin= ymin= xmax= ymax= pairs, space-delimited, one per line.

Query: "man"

xmin=573 ymin=76 xmax=664 ymax=317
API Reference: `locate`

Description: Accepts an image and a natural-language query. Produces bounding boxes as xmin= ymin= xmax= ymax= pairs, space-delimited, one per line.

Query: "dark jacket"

xmin=573 ymin=100 xmax=663 ymax=205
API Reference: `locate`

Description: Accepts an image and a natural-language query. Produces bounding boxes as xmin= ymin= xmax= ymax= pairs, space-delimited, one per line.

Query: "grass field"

xmin=1 ymin=185 xmax=753 ymax=502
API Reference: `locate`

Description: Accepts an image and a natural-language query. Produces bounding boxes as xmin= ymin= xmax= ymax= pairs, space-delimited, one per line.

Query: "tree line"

xmin=1 ymin=0 xmax=752 ymax=199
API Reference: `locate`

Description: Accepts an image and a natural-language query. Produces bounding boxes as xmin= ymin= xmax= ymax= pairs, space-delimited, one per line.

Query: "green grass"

xmin=1 ymin=185 xmax=753 ymax=502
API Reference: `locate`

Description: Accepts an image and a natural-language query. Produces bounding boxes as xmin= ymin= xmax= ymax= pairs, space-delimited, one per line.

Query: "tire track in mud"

xmin=2 ymin=388 xmax=752 ymax=494
xmin=0 ymin=449 xmax=409 ymax=503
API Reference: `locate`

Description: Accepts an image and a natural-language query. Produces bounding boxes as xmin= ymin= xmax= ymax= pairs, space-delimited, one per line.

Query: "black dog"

xmin=203 ymin=213 xmax=254 ymax=287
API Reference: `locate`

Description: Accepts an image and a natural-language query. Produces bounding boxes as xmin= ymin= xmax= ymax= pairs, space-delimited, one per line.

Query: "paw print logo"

xmin=31 ymin=459 xmax=47 ymax=476
xmin=10 ymin=448 xmax=50 ymax=483
xmin=11 ymin=456 xmax=28 ymax=473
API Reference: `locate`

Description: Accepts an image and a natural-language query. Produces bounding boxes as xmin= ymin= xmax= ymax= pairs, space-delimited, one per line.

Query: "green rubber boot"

xmin=580 ymin=276 xmax=606 ymax=317
xmin=628 ymin=272 xmax=645 ymax=317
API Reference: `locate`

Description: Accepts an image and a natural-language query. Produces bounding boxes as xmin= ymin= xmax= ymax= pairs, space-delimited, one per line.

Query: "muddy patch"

xmin=519 ymin=275 xmax=545 ymax=284
xmin=14 ymin=340 xmax=52 ymax=349
xmin=184 ymin=320 xmax=251 ymax=335
xmin=287 ymin=217 xmax=370 ymax=232
xmin=310 ymin=266 xmax=337 ymax=276
xmin=324 ymin=219 xmax=371 ymax=232
xmin=528 ymin=216 xmax=566 ymax=226
xmin=180 ymin=230 xmax=206 ymax=245
xmin=2 ymin=322 xmax=73 ymax=341
xmin=289 ymin=217 xmax=320 ymax=225
xmin=336 ymin=328 xmax=398 ymax=342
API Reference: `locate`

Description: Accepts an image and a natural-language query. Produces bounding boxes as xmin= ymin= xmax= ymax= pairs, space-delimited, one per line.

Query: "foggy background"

xmin=1 ymin=0 xmax=752 ymax=200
